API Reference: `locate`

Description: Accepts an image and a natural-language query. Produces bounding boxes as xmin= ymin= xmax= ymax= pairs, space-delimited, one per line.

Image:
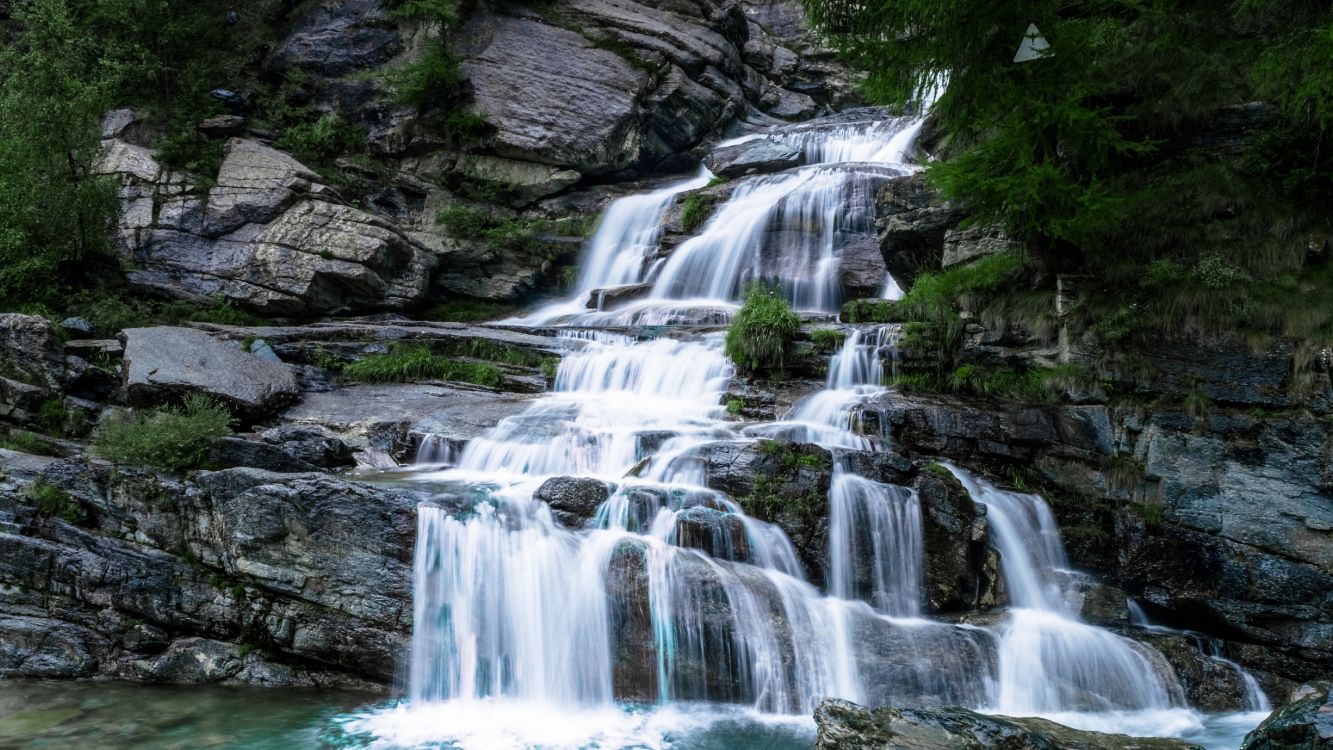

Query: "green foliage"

xmin=894 ymin=362 xmax=1097 ymax=404
xmin=37 ymin=398 xmax=87 ymax=438
xmin=436 ymin=206 xmax=588 ymax=256
xmin=724 ymin=283 xmax=801 ymax=373
xmin=803 ymin=0 xmax=1333 ymax=345
xmin=0 ymin=429 xmax=61 ymax=457
xmin=63 ymin=292 xmax=264 ymax=337
xmin=726 ymin=398 xmax=743 ymax=415
xmin=841 ymin=298 xmax=901 ymax=324
xmin=1130 ymin=501 xmax=1165 ymax=528
xmin=90 ymin=395 xmax=232 ymax=472
xmin=423 ymin=299 xmax=515 ymax=322
xmin=809 ymin=328 xmax=847 ymax=353
xmin=277 ymin=113 xmax=365 ymax=164
xmin=679 ymin=194 xmax=715 ymax=233
xmin=341 ymin=345 xmax=505 ymax=387
xmin=26 ymin=480 xmax=88 ymax=525
xmin=310 ymin=347 xmax=347 ymax=372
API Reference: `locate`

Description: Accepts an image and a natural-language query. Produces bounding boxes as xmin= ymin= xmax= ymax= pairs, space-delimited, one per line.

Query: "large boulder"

xmin=268 ymin=0 xmax=402 ymax=77
xmin=103 ymin=139 xmax=436 ymax=316
xmin=122 ymin=327 xmax=300 ymax=418
xmin=706 ymin=137 xmax=803 ymax=177
xmin=534 ymin=476 xmax=611 ymax=528
xmin=876 ymin=173 xmax=963 ymax=289
xmin=1241 ymin=682 xmax=1333 ymax=750
xmin=814 ymin=699 xmax=1203 ymax=750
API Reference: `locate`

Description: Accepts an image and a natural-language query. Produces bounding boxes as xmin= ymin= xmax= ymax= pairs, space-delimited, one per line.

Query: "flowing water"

xmin=9 ymin=110 xmax=1274 ymax=749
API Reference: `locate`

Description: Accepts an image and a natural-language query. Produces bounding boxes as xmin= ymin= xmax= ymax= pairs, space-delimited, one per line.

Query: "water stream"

xmin=329 ymin=111 xmax=1272 ymax=749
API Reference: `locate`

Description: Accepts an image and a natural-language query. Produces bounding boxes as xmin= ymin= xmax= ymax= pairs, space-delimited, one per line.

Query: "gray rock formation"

xmin=122 ymin=326 xmax=300 ymax=418
xmin=814 ymin=699 xmax=1203 ymax=750
xmin=1240 ymin=682 xmax=1333 ymax=750
xmin=98 ymin=138 xmax=436 ymax=316
xmin=707 ymin=137 xmax=803 ymax=177
xmin=533 ymin=476 xmax=611 ymax=528
xmin=0 ymin=459 xmax=420 ymax=686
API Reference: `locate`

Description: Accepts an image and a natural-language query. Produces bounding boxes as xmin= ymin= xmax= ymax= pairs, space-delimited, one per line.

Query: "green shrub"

xmin=277 ymin=113 xmax=365 ymax=164
xmin=89 ymin=395 xmax=232 ymax=471
xmin=0 ymin=429 xmax=60 ymax=456
xmin=36 ymin=398 xmax=86 ymax=437
xmin=679 ymin=194 xmax=715 ymax=233
xmin=341 ymin=345 xmax=504 ymax=387
xmin=724 ymin=283 xmax=801 ymax=373
xmin=726 ymin=398 xmax=743 ymax=415
xmin=26 ymin=479 xmax=87 ymax=524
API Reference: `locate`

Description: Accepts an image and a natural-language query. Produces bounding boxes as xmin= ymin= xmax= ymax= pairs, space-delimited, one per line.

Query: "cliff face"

xmin=98 ymin=0 xmax=859 ymax=317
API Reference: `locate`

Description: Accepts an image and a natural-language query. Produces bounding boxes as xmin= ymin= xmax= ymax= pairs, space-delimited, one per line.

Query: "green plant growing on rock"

xmin=342 ymin=344 xmax=505 ymax=387
xmin=725 ymin=283 xmax=801 ymax=374
xmin=726 ymin=398 xmax=743 ymax=415
xmin=25 ymin=479 xmax=88 ymax=524
xmin=679 ymin=194 xmax=715 ymax=233
xmin=36 ymin=398 xmax=86 ymax=438
xmin=0 ymin=429 xmax=60 ymax=456
xmin=809 ymin=328 xmax=847 ymax=353
xmin=89 ymin=395 xmax=232 ymax=472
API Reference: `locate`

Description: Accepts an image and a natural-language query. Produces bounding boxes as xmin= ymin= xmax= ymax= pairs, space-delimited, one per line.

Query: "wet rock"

xmin=850 ymin=614 xmax=999 ymax=709
xmin=706 ymin=137 xmax=802 ymax=177
xmin=534 ymin=476 xmax=611 ymax=528
xmin=587 ymin=283 xmax=653 ymax=310
xmin=915 ymin=472 xmax=994 ymax=613
xmin=814 ymin=698 xmax=1204 ymax=750
xmin=207 ymin=425 xmax=354 ymax=473
xmin=122 ymin=326 xmax=300 ymax=418
xmin=0 ymin=616 xmax=103 ymax=678
xmin=1123 ymin=629 xmax=1253 ymax=712
xmin=837 ymin=233 xmax=892 ymax=299
xmin=1240 ymin=682 xmax=1333 ymax=750
xmin=672 ymin=505 xmax=751 ymax=562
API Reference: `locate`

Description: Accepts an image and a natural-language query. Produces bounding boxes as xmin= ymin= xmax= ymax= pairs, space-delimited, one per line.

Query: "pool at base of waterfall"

xmin=0 ymin=681 xmax=1270 ymax=750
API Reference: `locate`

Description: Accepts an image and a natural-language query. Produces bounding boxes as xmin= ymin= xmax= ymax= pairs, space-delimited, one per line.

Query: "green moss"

xmin=840 ymin=298 xmax=902 ymax=324
xmin=809 ymin=328 xmax=848 ymax=353
xmin=726 ymin=398 xmax=743 ymax=415
xmin=89 ymin=395 xmax=232 ymax=472
xmin=36 ymin=398 xmax=86 ymax=438
xmin=724 ymin=283 xmax=801 ymax=374
xmin=679 ymin=194 xmax=716 ymax=233
xmin=341 ymin=344 xmax=505 ymax=387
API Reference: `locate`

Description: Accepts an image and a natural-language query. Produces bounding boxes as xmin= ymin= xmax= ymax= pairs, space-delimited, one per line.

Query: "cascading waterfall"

xmin=943 ymin=464 xmax=1186 ymax=718
xmin=347 ymin=108 xmax=1255 ymax=750
xmin=1128 ymin=600 xmax=1272 ymax=712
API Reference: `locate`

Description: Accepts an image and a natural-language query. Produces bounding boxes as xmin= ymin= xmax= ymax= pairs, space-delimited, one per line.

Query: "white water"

xmin=347 ymin=109 xmax=1270 ymax=749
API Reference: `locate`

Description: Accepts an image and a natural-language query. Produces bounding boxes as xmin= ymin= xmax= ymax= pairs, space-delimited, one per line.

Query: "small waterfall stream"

xmin=344 ymin=110 xmax=1265 ymax=749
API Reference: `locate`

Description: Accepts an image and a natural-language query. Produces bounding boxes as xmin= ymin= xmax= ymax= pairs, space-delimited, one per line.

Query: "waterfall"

xmin=1128 ymin=600 xmax=1272 ymax=712
xmin=356 ymin=105 xmax=1239 ymax=750
xmin=944 ymin=464 xmax=1185 ymax=715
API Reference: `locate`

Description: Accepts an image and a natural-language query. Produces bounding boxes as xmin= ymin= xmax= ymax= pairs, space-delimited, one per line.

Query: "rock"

xmin=209 ymin=88 xmax=245 ymax=110
xmin=109 ymin=139 xmax=436 ymax=315
xmin=837 ymin=232 xmax=891 ymax=299
xmin=122 ymin=326 xmax=300 ymax=418
xmin=283 ymin=382 xmax=534 ymax=460
xmin=452 ymin=154 xmax=582 ymax=207
xmin=915 ymin=472 xmax=995 ymax=613
xmin=268 ymin=0 xmax=402 ymax=77
xmin=1241 ymin=682 xmax=1332 ymax=750
xmin=1 ymin=464 xmax=422 ymax=684
xmin=814 ymin=699 xmax=1204 ymax=750
xmin=706 ymin=137 xmax=803 ymax=177
xmin=764 ymin=87 xmax=818 ymax=119
xmin=942 ymin=222 xmax=1020 ymax=267
xmin=0 ymin=616 xmax=103 ymax=678
xmin=672 ymin=505 xmax=751 ymax=562
xmin=196 ymin=115 xmax=247 ymax=139
xmin=206 ymin=430 xmax=353 ymax=473
xmin=0 ymin=314 xmax=66 ymax=391
xmin=462 ymin=13 xmax=647 ymax=174
xmin=587 ymin=283 xmax=653 ymax=310
xmin=534 ymin=476 xmax=611 ymax=528
xmin=100 ymin=108 xmax=137 ymax=139
xmin=59 ymin=317 xmax=94 ymax=337
xmin=877 ymin=173 xmax=963 ymax=288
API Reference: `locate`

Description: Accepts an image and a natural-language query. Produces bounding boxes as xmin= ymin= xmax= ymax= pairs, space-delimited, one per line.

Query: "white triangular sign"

xmin=1014 ymin=23 xmax=1051 ymax=63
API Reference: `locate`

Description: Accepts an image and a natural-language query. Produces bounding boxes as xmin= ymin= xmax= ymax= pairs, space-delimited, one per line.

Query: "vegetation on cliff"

xmin=725 ymin=283 xmax=802 ymax=374
xmin=803 ymin=0 xmax=1333 ymax=347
